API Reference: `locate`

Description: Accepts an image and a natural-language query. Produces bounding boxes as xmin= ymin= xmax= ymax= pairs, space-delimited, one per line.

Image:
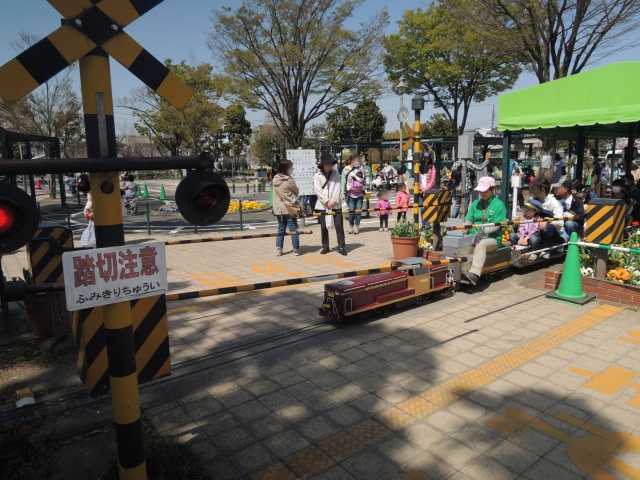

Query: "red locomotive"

xmin=319 ymin=257 xmax=454 ymax=321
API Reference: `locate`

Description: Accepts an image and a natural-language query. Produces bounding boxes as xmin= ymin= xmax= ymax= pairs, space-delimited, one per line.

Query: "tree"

xmin=421 ymin=113 xmax=454 ymax=138
xmin=209 ymin=0 xmax=389 ymax=148
xmin=308 ymin=123 xmax=328 ymax=140
xmin=383 ymin=5 xmax=521 ymax=135
xmin=326 ymin=106 xmax=354 ymax=144
xmin=119 ymin=61 xmax=225 ymax=160
xmin=352 ymin=99 xmax=386 ymax=143
xmin=250 ymin=125 xmax=284 ymax=167
xmin=222 ymin=105 xmax=252 ymax=157
xmin=445 ymin=0 xmax=640 ymax=84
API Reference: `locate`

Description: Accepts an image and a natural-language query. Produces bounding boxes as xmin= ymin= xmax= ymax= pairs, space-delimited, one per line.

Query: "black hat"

xmin=319 ymin=153 xmax=336 ymax=166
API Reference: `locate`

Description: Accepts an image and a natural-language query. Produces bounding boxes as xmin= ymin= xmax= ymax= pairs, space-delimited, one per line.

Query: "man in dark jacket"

xmin=553 ymin=179 xmax=585 ymax=238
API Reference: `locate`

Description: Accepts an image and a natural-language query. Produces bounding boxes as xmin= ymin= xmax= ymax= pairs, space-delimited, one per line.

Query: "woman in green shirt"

xmin=462 ymin=176 xmax=507 ymax=285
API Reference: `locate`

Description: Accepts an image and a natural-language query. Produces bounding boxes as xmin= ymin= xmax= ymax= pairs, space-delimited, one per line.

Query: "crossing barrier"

xmin=446 ymin=217 xmax=577 ymax=231
xmin=165 ymin=258 xmax=467 ymax=302
xmin=164 ymin=231 xmax=313 ymax=245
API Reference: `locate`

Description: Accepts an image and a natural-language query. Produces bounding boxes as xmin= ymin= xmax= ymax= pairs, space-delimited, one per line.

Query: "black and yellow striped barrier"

xmin=422 ymin=189 xmax=451 ymax=223
xmin=166 ymin=258 xmax=467 ymax=302
xmin=164 ymin=231 xmax=313 ymax=245
xmin=73 ymin=294 xmax=170 ymax=398
xmin=309 ymin=204 xmax=420 ymax=217
xmin=584 ymin=199 xmax=627 ymax=245
xmin=446 ymin=217 xmax=577 ymax=231
xmin=27 ymin=224 xmax=74 ymax=285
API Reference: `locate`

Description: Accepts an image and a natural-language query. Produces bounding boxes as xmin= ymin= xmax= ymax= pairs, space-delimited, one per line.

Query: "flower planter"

xmin=420 ymin=250 xmax=443 ymax=261
xmin=391 ymin=236 xmax=420 ymax=261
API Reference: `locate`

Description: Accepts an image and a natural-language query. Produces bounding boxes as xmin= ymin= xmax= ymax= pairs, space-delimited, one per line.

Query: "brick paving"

xmin=3 ymin=216 xmax=640 ymax=479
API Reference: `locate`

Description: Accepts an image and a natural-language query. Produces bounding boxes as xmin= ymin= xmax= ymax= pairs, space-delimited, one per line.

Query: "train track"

xmin=0 ymin=304 xmax=481 ymax=427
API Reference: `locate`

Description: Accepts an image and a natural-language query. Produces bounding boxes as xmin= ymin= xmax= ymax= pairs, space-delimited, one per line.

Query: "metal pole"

xmin=67 ymin=204 xmax=72 ymax=229
xmin=501 ymin=132 xmax=511 ymax=207
xmin=37 ymin=202 xmax=41 ymax=223
xmin=79 ymin=50 xmax=146 ymax=479
xmin=239 ymin=200 xmax=244 ymax=231
xmin=399 ymin=95 xmax=403 ymax=163
xmin=146 ymin=203 xmax=151 ymax=235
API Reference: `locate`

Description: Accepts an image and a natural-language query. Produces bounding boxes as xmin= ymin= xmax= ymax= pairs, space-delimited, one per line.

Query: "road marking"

xmin=250 ymin=304 xmax=623 ymax=480
xmin=251 ymin=262 xmax=307 ymax=277
xmin=186 ymin=272 xmax=242 ymax=288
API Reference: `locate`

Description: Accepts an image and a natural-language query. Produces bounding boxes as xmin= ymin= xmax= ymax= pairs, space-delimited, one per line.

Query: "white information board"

xmin=62 ymin=242 xmax=168 ymax=311
xmin=286 ymin=149 xmax=317 ymax=196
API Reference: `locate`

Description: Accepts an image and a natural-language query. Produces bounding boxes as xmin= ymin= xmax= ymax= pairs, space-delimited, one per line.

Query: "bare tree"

xmin=209 ymin=0 xmax=389 ymax=148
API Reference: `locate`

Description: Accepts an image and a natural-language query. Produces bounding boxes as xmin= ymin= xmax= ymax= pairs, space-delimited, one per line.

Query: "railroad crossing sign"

xmin=402 ymin=122 xmax=417 ymax=151
xmin=0 ymin=0 xmax=193 ymax=109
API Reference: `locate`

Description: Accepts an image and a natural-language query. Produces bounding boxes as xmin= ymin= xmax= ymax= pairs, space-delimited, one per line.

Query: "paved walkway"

xmin=3 ymin=218 xmax=640 ymax=479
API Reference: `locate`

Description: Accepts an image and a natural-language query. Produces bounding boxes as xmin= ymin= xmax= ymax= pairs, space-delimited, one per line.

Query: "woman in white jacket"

xmin=314 ymin=153 xmax=347 ymax=255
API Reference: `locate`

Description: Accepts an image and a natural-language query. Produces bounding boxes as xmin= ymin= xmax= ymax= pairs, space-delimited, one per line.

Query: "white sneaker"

xmin=293 ymin=249 xmax=300 ymax=256
xmin=354 ymin=227 xmax=359 ymax=235
xmin=348 ymin=227 xmax=354 ymax=234
xmin=276 ymin=248 xmax=283 ymax=256
xmin=539 ymin=252 xmax=550 ymax=259
xmin=379 ymin=228 xmax=384 ymax=232
xmin=526 ymin=254 xmax=538 ymax=261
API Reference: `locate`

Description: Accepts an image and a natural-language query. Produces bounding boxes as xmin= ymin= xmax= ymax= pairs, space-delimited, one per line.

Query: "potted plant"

xmin=390 ymin=220 xmax=420 ymax=260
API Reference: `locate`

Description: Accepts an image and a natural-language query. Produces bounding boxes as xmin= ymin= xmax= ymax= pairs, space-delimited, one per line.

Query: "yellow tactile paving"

xmin=251 ymin=304 xmax=623 ymax=478
xmin=397 ymin=397 xmax=439 ymax=419
xmin=317 ymin=432 xmax=365 ymax=462
xmin=347 ymin=418 xmax=392 ymax=446
xmin=284 ymin=445 xmax=334 ymax=479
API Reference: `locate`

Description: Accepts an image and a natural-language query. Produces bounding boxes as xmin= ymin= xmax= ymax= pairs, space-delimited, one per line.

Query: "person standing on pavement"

xmin=273 ymin=160 xmax=302 ymax=256
xmin=341 ymin=154 xmax=365 ymax=235
xmin=462 ymin=177 xmax=507 ymax=286
xmin=315 ymin=153 xmax=347 ymax=256
xmin=381 ymin=161 xmax=395 ymax=190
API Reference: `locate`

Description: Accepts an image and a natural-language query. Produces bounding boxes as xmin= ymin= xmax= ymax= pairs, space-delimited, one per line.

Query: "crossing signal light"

xmin=175 ymin=171 xmax=230 ymax=226
xmin=0 ymin=183 xmax=39 ymax=254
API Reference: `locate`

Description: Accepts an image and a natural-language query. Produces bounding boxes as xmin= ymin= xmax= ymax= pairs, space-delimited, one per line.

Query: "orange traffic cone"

xmin=35 ymin=178 xmax=42 ymax=190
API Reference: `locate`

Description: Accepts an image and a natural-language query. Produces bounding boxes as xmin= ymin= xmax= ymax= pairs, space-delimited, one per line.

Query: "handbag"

xmin=81 ymin=220 xmax=96 ymax=248
xmin=273 ymin=187 xmax=302 ymax=218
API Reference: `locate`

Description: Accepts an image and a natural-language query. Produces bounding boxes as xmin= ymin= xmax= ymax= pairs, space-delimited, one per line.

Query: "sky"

xmin=2 ymin=0 xmax=639 ymax=136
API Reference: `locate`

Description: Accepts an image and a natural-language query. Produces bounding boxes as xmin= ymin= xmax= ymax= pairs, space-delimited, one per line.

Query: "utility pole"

xmin=411 ymin=96 xmax=425 ymax=224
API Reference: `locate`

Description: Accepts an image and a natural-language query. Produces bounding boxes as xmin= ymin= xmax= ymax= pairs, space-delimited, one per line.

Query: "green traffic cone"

xmin=143 ymin=183 xmax=149 ymax=198
xmin=136 ymin=183 xmax=142 ymax=197
xmin=546 ymin=232 xmax=594 ymax=305
xmin=159 ymin=184 xmax=167 ymax=201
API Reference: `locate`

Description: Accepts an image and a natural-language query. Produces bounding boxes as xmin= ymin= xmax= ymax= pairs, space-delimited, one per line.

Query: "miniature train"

xmin=319 ymin=258 xmax=454 ymax=321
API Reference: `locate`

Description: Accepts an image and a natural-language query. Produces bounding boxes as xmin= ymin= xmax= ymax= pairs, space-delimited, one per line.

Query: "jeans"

xmin=509 ymin=232 xmax=541 ymax=250
xmin=451 ymin=192 xmax=471 ymax=218
xmin=540 ymin=223 xmax=561 ymax=248
xmin=564 ymin=220 xmax=582 ymax=238
xmin=276 ymin=215 xmax=299 ymax=249
xmin=347 ymin=195 xmax=363 ymax=227
xmin=317 ymin=209 xmax=345 ymax=249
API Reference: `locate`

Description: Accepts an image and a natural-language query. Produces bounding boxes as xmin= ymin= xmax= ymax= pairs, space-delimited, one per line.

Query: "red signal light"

xmin=0 ymin=203 xmax=16 ymax=235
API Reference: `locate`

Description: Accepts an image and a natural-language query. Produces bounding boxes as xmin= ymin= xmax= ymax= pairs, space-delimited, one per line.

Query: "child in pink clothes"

xmin=377 ymin=191 xmax=392 ymax=231
xmin=395 ymin=184 xmax=410 ymax=221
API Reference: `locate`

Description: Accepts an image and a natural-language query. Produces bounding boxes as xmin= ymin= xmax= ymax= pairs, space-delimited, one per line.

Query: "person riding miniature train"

xmin=528 ymin=179 xmax=564 ymax=259
xmin=552 ymin=179 xmax=585 ymax=239
xmin=510 ymin=199 xmax=543 ymax=258
xmin=462 ymin=176 xmax=507 ymax=286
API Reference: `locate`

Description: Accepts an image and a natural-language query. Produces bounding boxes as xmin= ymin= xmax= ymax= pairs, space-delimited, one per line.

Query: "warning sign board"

xmin=286 ymin=149 xmax=317 ymax=196
xmin=62 ymin=242 xmax=168 ymax=311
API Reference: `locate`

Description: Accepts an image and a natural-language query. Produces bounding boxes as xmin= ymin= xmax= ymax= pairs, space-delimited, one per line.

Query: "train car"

xmin=319 ymin=257 xmax=454 ymax=321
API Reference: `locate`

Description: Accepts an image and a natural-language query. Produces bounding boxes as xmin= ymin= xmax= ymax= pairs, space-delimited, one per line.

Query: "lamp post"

xmin=395 ymin=80 xmax=407 ymax=162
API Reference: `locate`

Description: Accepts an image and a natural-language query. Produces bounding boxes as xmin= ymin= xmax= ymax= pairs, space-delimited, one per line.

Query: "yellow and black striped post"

xmin=80 ymin=49 xmax=146 ymax=479
xmin=411 ymin=95 xmax=425 ymax=224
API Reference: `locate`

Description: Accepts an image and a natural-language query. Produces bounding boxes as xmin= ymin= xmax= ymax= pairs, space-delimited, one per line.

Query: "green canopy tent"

xmin=497 ymin=61 xmax=640 ymax=206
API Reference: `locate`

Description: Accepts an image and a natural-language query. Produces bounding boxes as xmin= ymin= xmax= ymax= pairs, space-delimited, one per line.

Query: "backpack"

xmin=451 ymin=164 xmax=463 ymax=187
xmin=348 ymin=174 xmax=364 ymax=195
